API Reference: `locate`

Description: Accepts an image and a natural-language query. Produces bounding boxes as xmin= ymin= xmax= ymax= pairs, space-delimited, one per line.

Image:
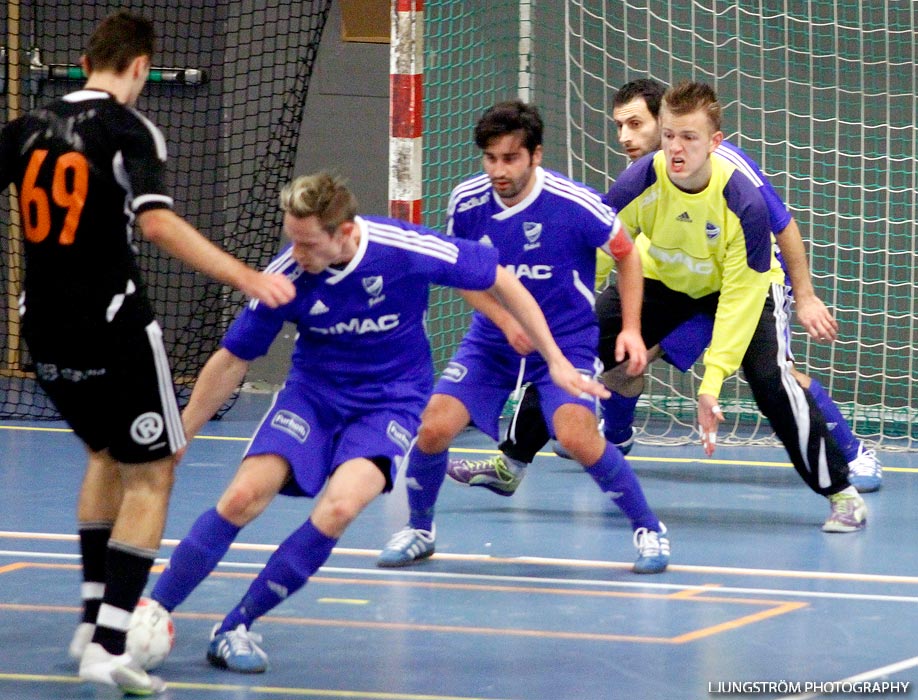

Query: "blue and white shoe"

xmin=377 ymin=525 xmax=436 ymax=568
xmin=207 ymin=624 xmax=268 ymax=673
xmin=847 ymin=445 xmax=882 ymax=493
xmin=632 ymin=522 xmax=670 ymax=574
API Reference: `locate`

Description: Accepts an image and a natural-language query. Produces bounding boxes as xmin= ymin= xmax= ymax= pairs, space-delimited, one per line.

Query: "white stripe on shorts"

xmin=145 ymin=321 xmax=186 ymax=453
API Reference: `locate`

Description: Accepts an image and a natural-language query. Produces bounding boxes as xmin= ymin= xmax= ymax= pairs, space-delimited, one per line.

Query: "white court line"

xmin=3 ymin=530 xmax=918 ymax=584
xmin=779 ymin=656 xmax=918 ymax=699
xmin=2 ymin=548 xmax=918 ymax=605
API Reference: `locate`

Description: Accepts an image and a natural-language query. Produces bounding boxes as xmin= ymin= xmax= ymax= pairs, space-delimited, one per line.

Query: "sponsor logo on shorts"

xmin=35 ymin=363 xmax=106 ymax=383
xmin=271 ymin=410 xmax=310 ymax=443
xmin=386 ymin=420 xmax=412 ymax=451
xmin=441 ymin=361 xmax=468 ymax=382
xmin=131 ymin=412 xmax=165 ymax=445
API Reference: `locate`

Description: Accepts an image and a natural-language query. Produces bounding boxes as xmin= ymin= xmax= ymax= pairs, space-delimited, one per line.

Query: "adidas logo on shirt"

xmin=676 ymin=211 xmax=692 ymax=223
xmin=309 ymin=299 xmax=329 ymax=315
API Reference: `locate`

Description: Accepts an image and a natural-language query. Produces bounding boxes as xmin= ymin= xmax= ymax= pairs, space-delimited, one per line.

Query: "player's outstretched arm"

xmin=182 ymin=347 xmax=250 ymax=440
xmin=137 ymin=209 xmax=295 ymax=308
xmin=487 ymin=266 xmax=610 ymax=399
xmin=458 ymin=289 xmax=535 ymax=355
xmin=775 ymin=218 xmax=838 ymax=341
xmin=612 ymin=246 xmax=647 ymax=376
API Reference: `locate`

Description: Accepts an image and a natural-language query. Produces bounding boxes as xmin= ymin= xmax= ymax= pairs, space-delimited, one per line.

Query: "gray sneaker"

xmin=377 ymin=525 xmax=436 ymax=567
xmin=822 ymin=492 xmax=867 ymax=532
xmin=447 ymin=455 xmax=523 ymax=496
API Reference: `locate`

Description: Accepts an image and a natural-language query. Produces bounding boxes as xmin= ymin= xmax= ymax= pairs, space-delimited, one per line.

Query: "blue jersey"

xmin=446 ymin=166 xmax=631 ymax=347
xmin=222 ymin=215 xmax=499 ymax=393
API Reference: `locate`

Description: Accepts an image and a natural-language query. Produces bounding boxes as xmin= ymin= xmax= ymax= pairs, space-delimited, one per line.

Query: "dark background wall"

xmin=246 ymin=2 xmax=391 ymax=386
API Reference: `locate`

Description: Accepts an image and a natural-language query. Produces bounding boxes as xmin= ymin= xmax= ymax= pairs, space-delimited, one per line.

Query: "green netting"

xmin=422 ymin=0 xmax=917 ymax=450
xmin=1 ymin=0 xmax=332 ymax=418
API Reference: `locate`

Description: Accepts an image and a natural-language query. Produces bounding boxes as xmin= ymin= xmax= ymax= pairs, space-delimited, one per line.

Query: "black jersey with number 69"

xmin=0 ymin=89 xmax=173 ymax=345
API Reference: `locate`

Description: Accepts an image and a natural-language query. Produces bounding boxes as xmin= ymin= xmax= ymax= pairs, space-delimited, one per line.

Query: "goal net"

xmin=0 ymin=0 xmax=332 ymax=418
xmin=421 ymin=1 xmax=917 ymax=451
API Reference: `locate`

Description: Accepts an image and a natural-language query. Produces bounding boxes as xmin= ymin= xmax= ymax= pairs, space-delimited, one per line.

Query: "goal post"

xmin=415 ymin=1 xmax=917 ymax=451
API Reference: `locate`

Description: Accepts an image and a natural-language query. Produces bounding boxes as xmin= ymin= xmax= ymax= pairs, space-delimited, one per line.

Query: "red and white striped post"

xmin=388 ymin=0 xmax=423 ymax=223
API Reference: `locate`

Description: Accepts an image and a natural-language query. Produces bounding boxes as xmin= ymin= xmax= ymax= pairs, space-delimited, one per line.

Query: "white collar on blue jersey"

xmin=491 ymin=166 xmax=545 ymax=220
xmin=323 ymin=215 xmax=370 ymax=285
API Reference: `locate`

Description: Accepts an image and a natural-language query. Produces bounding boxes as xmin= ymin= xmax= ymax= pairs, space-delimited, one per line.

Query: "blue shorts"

xmin=434 ymin=336 xmax=601 ymax=442
xmin=245 ymin=376 xmax=423 ymax=497
xmin=657 ymin=284 xmax=795 ymax=371
xmin=659 ymin=314 xmax=713 ymax=372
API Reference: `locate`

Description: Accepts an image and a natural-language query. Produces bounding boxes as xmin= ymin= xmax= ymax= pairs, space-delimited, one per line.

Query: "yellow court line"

xmin=2 ymin=423 xmax=916 ymax=472
xmin=0 ymin=672 xmax=515 ymax=700
xmin=447 ymin=445 xmax=918 ymax=472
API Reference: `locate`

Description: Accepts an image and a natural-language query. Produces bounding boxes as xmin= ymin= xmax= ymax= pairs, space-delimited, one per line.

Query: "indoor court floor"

xmin=1 ymin=399 xmax=916 ymax=700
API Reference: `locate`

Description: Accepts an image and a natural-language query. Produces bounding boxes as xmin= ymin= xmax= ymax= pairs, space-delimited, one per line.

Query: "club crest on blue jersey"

xmin=271 ymin=409 xmax=310 ymax=443
xmin=441 ymin=361 xmax=468 ymax=382
xmin=362 ymin=276 xmax=386 ymax=307
xmin=523 ymin=222 xmax=542 ymax=250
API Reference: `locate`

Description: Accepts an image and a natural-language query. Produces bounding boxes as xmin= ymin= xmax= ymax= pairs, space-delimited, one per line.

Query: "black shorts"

xmin=29 ymin=320 xmax=186 ymax=464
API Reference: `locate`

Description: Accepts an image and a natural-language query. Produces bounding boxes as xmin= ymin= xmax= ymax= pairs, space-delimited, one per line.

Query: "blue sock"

xmin=585 ymin=443 xmax=660 ymax=531
xmin=152 ymin=507 xmax=240 ymax=612
xmin=219 ymin=518 xmax=336 ymax=634
xmin=404 ymin=449 xmax=448 ymax=532
xmin=600 ymin=393 xmax=639 ymax=443
xmin=808 ymin=379 xmax=860 ymax=461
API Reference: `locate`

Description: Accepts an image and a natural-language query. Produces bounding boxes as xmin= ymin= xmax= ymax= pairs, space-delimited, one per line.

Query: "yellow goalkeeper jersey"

xmin=606 ymin=151 xmax=785 ymax=397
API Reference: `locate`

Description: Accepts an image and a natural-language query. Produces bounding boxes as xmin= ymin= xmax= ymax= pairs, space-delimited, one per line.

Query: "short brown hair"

xmin=280 ymin=173 xmax=358 ymax=232
xmin=85 ymin=11 xmax=155 ymax=74
xmin=662 ymin=80 xmax=722 ymax=133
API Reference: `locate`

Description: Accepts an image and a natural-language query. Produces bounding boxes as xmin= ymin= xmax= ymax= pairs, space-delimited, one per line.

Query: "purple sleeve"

xmin=221 ymin=303 xmax=286 ymax=360
xmin=717 ymin=141 xmax=792 ymax=233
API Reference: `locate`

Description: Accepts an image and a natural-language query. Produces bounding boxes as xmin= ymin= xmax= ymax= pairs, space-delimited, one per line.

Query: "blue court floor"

xmin=1 ymin=401 xmax=916 ymax=700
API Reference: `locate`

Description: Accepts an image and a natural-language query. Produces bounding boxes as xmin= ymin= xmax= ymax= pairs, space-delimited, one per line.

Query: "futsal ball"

xmin=126 ymin=597 xmax=175 ymax=670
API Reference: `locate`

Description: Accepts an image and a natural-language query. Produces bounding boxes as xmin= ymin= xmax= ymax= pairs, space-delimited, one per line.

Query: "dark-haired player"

xmin=0 ymin=11 xmax=294 ymax=694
